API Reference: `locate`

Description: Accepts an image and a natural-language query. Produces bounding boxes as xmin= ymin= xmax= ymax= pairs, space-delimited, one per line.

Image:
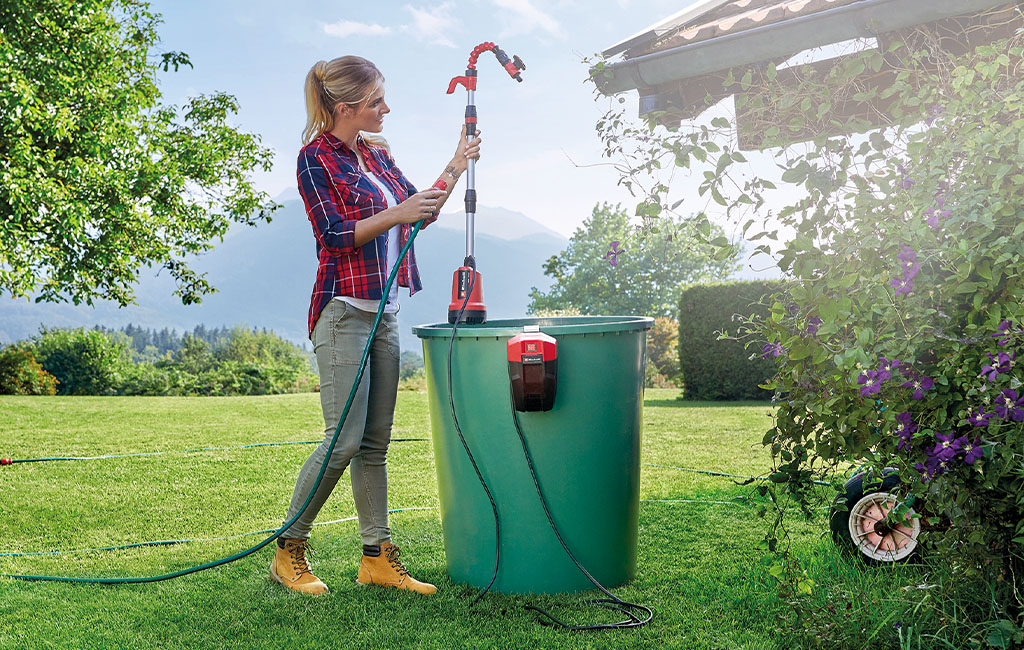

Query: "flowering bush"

xmin=593 ymin=25 xmax=1024 ymax=632
xmin=748 ymin=40 xmax=1024 ymax=588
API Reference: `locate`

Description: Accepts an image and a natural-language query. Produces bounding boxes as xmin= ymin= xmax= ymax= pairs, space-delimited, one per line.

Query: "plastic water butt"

xmin=413 ymin=316 xmax=653 ymax=594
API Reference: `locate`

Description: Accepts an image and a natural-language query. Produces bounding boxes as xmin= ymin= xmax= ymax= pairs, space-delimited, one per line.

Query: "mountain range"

xmin=0 ymin=200 xmax=569 ymax=350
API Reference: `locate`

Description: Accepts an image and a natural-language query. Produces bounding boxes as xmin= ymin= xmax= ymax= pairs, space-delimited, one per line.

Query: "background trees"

xmin=527 ymin=202 xmax=737 ymax=318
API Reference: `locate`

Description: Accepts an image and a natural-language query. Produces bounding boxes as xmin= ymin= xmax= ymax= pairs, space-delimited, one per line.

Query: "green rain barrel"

xmin=412 ymin=316 xmax=653 ymax=594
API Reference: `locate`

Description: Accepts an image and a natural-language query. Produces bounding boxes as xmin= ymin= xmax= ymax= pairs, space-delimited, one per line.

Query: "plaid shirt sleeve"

xmin=297 ymin=149 xmax=358 ymax=255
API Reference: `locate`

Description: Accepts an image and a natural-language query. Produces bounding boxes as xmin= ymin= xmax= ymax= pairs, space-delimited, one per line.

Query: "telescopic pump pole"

xmin=446 ymin=42 xmax=525 ymax=324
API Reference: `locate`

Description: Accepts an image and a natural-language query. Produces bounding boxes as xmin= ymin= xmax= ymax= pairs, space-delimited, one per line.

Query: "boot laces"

xmin=385 ymin=545 xmax=410 ymax=576
xmin=288 ymin=541 xmax=315 ymax=577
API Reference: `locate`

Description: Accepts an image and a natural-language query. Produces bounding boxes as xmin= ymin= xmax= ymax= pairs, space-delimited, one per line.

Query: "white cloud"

xmin=492 ymin=0 xmax=563 ymax=38
xmin=402 ymin=3 xmax=459 ymax=48
xmin=322 ymin=19 xmax=393 ymax=39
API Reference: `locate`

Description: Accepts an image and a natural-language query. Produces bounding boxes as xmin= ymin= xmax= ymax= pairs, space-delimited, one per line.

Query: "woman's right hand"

xmin=392 ymin=189 xmax=447 ymax=225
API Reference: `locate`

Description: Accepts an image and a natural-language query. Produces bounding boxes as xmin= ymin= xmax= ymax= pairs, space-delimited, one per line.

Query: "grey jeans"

xmin=281 ymin=299 xmax=400 ymax=546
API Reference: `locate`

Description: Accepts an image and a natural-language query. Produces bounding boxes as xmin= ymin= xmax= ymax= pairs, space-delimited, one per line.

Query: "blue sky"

xmin=149 ymin=0 xmax=685 ymax=237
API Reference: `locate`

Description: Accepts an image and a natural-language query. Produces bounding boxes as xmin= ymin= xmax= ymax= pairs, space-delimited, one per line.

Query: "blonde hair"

xmin=302 ymin=56 xmax=390 ymax=152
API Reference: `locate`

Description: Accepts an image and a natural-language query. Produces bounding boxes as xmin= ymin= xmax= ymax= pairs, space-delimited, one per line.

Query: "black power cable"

xmin=508 ymin=396 xmax=654 ymax=630
xmin=444 ymin=273 xmax=653 ymax=629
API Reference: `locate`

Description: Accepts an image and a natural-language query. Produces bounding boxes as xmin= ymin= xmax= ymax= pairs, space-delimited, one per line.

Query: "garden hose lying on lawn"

xmin=0 ymin=438 xmax=428 ymax=467
xmin=0 ymin=217 xmax=430 ymax=585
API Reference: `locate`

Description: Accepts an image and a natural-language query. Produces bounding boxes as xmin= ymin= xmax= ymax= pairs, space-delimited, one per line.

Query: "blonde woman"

xmin=271 ymin=56 xmax=481 ymax=595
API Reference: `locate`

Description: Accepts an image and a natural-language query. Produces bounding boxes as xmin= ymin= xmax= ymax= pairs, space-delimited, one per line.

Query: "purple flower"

xmin=925 ymin=103 xmax=945 ymax=127
xmin=857 ymin=370 xmax=883 ymax=396
xmin=895 ymin=411 xmax=918 ymax=451
xmin=930 ymin=432 xmax=963 ymax=463
xmin=980 ymin=351 xmax=1014 ymax=382
xmin=915 ymin=456 xmax=945 ymax=483
xmin=967 ymin=409 xmax=993 ymax=427
xmin=961 ymin=438 xmax=984 ymax=465
xmin=901 ymin=375 xmax=934 ymax=400
xmin=892 ymin=245 xmax=920 ymax=295
xmin=992 ymin=388 xmax=1024 ymax=421
xmin=761 ymin=341 xmax=784 ymax=359
xmin=604 ymin=241 xmax=624 ymax=267
xmin=880 ymin=357 xmax=902 ymax=372
xmin=897 ymin=244 xmax=917 ymax=263
xmin=993 ymin=320 xmax=1013 ymax=346
xmin=807 ymin=316 xmax=822 ymax=336
xmin=897 ymin=164 xmax=916 ymax=189
xmin=924 ymin=197 xmax=952 ymax=230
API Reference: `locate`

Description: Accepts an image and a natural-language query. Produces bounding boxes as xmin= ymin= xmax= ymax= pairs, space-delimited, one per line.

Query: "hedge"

xmin=677 ymin=281 xmax=781 ymax=401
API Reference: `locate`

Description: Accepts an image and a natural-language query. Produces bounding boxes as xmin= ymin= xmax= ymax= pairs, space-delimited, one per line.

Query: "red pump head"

xmin=447 ymin=42 xmax=526 ymax=94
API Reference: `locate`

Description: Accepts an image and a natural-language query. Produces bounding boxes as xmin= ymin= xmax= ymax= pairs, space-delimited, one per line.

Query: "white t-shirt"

xmin=336 ymin=170 xmax=401 ymax=314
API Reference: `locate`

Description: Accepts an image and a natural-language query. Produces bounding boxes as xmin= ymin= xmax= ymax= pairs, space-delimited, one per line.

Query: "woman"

xmin=271 ymin=55 xmax=481 ymax=596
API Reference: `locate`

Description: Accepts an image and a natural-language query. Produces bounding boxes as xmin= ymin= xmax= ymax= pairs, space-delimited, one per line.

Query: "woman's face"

xmin=339 ymin=83 xmax=389 ymax=133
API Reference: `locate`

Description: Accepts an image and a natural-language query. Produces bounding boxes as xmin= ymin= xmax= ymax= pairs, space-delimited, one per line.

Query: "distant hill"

xmin=0 ymin=201 xmax=568 ymax=350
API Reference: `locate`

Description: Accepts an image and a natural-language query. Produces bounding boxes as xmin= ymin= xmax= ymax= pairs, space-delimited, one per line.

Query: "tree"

xmin=0 ymin=0 xmax=277 ymax=306
xmin=527 ymin=203 xmax=737 ymax=317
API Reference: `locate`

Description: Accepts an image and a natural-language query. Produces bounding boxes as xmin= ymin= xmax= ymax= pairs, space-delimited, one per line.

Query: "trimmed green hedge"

xmin=678 ymin=281 xmax=781 ymax=401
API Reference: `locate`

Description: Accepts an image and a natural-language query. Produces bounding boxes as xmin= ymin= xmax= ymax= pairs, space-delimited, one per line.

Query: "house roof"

xmin=595 ymin=0 xmax=1017 ymax=96
xmin=603 ymin=0 xmax=862 ymax=59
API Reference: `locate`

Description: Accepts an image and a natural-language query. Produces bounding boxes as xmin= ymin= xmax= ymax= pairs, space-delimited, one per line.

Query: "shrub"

xmin=0 ymin=345 xmax=58 ymax=395
xmin=31 ymin=328 xmax=130 ymax=395
xmin=645 ymin=317 xmax=681 ymax=388
xmin=677 ymin=282 xmax=780 ymax=400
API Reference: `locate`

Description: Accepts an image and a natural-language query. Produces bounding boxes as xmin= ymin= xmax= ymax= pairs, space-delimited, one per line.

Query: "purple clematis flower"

xmin=901 ymin=375 xmax=934 ymax=400
xmin=924 ymin=196 xmax=953 ymax=230
xmin=926 ymin=103 xmax=945 ymax=127
xmin=915 ymin=456 xmax=945 ymax=483
xmin=807 ymin=316 xmax=822 ymax=336
xmin=961 ymin=438 xmax=984 ymax=465
xmin=980 ymin=351 xmax=1014 ymax=382
xmin=897 ymin=164 xmax=916 ymax=189
xmin=968 ymin=409 xmax=993 ymax=427
xmin=895 ymin=411 xmax=918 ymax=451
xmin=992 ymin=320 xmax=1013 ymax=346
xmin=897 ymin=244 xmax=917 ymax=263
xmin=857 ymin=370 xmax=884 ymax=396
xmin=930 ymin=432 xmax=964 ymax=463
xmin=604 ymin=241 xmax=624 ymax=267
xmin=761 ymin=341 xmax=784 ymax=359
xmin=880 ymin=357 xmax=902 ymax=373
xmin=892 ymin=245 xmax=920 ymax=295
xmin=993 ymin=388 xmax=1024 ymax=421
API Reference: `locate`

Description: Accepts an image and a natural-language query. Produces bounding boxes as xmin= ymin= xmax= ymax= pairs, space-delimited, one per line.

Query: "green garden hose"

xmin=1 ymin=219 xmax=427 ymax=584
xmin=1 ymin=438 xmax=428 ymax=466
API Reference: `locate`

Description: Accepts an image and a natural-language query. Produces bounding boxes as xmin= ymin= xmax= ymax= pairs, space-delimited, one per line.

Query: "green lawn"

xmin=0 ymin=391 xmax=946 ymax=649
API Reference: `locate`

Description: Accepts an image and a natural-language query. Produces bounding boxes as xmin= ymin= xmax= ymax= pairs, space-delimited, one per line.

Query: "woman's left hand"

xmin=451 ymin=125 xmax=482 ymax=172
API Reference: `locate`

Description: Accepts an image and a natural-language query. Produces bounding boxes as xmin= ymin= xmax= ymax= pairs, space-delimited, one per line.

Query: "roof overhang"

xmin=594 ymin=0 xmax=1015 ymax=96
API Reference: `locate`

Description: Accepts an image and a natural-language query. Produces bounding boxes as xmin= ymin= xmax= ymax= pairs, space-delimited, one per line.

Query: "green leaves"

xmin=527 ymin=203 xmax=738 ymax=318
xmin=0 ymin=0 xmax=278 ymax=306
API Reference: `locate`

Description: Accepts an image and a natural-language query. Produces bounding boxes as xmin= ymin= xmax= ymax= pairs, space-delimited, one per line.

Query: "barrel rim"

xmin=412 ymin=315 xmax=655 ymax=338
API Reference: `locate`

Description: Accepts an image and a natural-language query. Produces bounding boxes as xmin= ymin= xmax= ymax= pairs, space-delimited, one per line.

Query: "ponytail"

xmin=302 ymin=56 xmax=388 ymax=149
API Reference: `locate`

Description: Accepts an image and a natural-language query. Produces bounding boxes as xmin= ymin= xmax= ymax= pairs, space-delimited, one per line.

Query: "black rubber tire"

xmin=829 ymin=468 xmax=922 ymax=565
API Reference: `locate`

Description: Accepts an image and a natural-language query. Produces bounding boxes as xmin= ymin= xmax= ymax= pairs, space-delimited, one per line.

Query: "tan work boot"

xmin=356 ymin=541 xmax=437 ymax=595
xmin=270 ymin=538 xmax=329 ymax=595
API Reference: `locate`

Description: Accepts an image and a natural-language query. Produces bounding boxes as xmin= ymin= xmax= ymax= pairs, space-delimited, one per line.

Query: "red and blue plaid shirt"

xmin=298 ymin=132 xmax=423 ymax=337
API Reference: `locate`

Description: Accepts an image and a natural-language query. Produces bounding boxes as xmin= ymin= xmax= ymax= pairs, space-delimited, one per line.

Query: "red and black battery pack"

xmin=507 ymin=328 xmax=557 ymax=412
xmin=448 ymin=262 xmax=486 ymax=324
